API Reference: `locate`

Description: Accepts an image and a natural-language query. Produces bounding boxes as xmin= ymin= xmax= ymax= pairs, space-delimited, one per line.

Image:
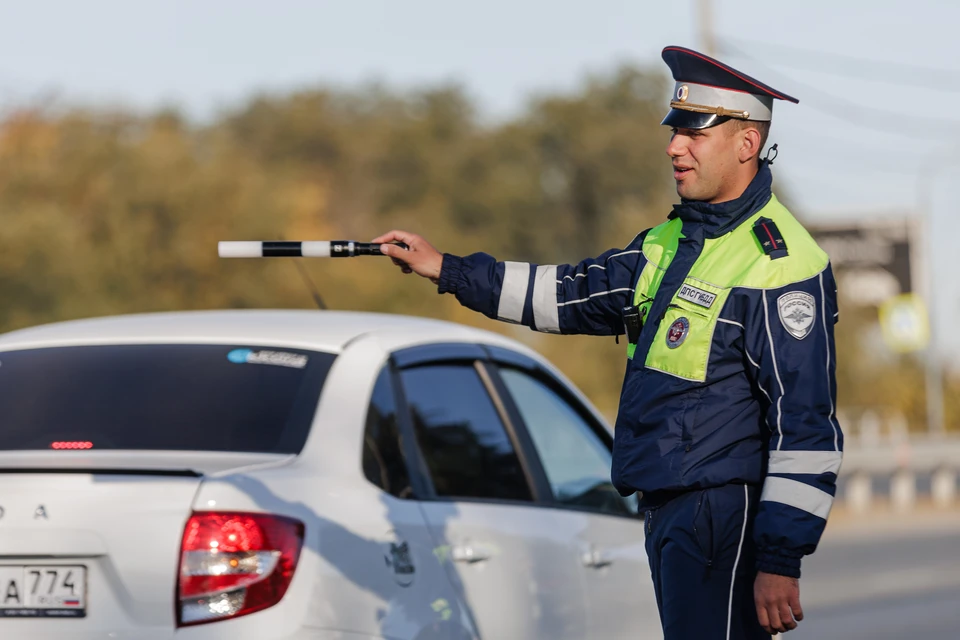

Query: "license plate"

xmin=0 ymin=566 xmax=86 ymax=618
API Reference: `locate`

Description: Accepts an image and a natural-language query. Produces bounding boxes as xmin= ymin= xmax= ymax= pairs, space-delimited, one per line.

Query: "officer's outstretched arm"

xmin=374 ymin=229 xmax=646 ymax=336
xmin=744 ymin=263 xmax=843 ymax=579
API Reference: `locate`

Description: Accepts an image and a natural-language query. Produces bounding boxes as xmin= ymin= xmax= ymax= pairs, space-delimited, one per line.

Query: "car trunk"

xmin=0 ymin=452 xmax=293 ymax=639
xmin=0 ymin=343 xmax=335 ymax=638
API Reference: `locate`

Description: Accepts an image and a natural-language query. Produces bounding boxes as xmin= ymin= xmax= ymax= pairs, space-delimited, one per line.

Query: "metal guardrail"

xmin=838 ymin=436 xmax=960 ymax=512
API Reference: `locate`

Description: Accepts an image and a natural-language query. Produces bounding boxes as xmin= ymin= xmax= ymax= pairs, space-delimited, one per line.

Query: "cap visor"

xmin=660 ymin=109 xmax=727 ymax=130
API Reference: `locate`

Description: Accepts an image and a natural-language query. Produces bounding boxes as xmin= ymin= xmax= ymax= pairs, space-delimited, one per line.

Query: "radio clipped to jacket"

xmin=622 ymin=305 xmax=643 ymax=344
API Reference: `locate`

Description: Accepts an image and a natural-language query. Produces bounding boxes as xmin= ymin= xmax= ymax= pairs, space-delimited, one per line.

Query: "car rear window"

xmin=0 ymin=344 xmax=336 ymax=453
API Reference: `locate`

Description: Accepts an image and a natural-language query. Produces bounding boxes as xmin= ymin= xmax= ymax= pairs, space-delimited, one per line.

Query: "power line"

xmin=783 ymin=158 xmax=916 ymax=176
xmin=774 ymin=169 xmax=915 ymax=206
xmin=779 ymin=128 xmax=931 ymax=164
xmin=720 ymin=37 xmax=960 ymax=90
xmin=769 ymin=137 xmax=923 ymax=175
xmin=719 ymin=42 xmax=960 ymax=139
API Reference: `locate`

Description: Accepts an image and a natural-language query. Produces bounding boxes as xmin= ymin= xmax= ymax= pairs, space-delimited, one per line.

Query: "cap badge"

xmin=676 ymin=85 xmax=689 ymax=103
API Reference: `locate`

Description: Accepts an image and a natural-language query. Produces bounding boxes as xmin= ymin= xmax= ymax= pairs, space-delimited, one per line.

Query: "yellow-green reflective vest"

xmin=626 ymin=194 xmax=828 ymax=382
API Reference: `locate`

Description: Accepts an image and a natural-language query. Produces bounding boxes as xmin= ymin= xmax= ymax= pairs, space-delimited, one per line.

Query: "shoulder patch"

xmin=752 ymin=217 xmax=788 ymax=260
xmin=778 ymin=291 xmax=816 ymax=339
xmin=690 ymin=195 xmax=829 ymax=290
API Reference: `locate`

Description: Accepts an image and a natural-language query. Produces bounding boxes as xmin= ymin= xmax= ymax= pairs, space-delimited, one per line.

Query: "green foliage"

xmin=0 ymin=67 xmax=951 ymax=428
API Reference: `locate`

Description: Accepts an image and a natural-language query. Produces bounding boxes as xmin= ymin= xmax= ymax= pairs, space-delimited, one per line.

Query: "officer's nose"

xmin=666 ymin=133 xmax=687 ymax=159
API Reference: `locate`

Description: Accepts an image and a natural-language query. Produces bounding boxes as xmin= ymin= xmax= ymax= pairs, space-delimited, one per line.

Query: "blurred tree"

xmin=0 ymin=66 xmax=949 ymax=431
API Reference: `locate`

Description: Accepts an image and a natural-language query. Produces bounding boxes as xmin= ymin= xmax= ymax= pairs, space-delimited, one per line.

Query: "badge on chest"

xmin=676 ymin=283 xmax=716 ymax=309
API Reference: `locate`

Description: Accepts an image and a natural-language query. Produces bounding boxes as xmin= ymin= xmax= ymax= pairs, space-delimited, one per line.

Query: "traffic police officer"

xmin=375 ymin=46 xmax=842 ymax=639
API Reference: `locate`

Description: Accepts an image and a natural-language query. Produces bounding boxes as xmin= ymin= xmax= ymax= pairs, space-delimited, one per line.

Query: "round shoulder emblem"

xmin=666 ymin=317 xmax=690 ymax=349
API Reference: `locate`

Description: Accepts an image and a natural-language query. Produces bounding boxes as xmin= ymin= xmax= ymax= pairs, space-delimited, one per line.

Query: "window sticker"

xmin=227 ymin=348 xmax=308 ymax=369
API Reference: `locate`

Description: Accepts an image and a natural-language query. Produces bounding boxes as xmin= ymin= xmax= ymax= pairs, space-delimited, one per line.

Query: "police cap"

xmin=661 ymin=45 xmax=799 ymax=130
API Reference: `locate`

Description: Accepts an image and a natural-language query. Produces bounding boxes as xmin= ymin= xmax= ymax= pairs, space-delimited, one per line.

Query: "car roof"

xmin=0 ymin=309 xmax=539 ymax=357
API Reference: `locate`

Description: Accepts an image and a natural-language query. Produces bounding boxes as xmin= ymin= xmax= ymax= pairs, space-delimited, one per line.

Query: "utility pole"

xmin=915 ymin=148 xmax=955 ymax=435
xmin=697 ymin=0 xmax=717 ymax=57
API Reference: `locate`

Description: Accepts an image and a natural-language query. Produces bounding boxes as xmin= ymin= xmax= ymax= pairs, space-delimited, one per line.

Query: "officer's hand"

xmin=372 ymin=230 xmax=443 ymax=285
xmin=754 ymin=572 xmax=803 ymax=634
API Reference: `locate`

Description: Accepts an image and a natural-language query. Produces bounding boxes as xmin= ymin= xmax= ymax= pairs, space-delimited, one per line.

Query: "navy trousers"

xmin=643 ymin=483 xmax=770 ymax=640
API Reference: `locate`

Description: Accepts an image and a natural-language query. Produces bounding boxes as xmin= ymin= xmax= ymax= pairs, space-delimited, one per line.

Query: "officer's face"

xmin=666 ymin=122 xmax=743 ymax=203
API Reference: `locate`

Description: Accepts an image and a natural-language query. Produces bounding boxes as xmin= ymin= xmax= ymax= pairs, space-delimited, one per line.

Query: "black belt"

xmin=637 ymin=488 xmax=691 ymax=510
xmin=638 ymin=482 xmax=758 ymax=510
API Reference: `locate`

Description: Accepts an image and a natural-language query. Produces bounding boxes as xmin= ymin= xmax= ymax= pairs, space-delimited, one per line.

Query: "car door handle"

xmin=452 ymin=544 xmax=492 ymax=564
xmin=581 ymin=548 xmax=613 ymax=569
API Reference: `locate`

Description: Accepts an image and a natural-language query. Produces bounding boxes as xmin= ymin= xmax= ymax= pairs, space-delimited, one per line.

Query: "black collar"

xmin=669 ymin=162 xmax=773 ymax=239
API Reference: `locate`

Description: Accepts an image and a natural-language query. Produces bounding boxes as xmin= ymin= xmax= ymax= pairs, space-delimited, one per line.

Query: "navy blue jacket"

xmin=437 ymin=164 xmax=842 ymax=578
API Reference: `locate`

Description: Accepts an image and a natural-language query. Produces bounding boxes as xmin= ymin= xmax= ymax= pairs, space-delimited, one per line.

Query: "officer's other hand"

xmin=754 ymin=571 xmax=803 ymax=634
xmin=372 ymin=230 xmax=443 ymax=285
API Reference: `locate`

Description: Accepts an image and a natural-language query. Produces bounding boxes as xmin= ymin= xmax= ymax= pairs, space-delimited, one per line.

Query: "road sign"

xmin=808 ymin=217 xmax=915 ymax=307
xmin=878 ymin=294 xmax=929 ymax=353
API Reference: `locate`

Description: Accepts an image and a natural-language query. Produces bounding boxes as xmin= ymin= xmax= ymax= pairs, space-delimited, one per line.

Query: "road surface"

xmin=791 ymin=510 xmax=960 ymax=639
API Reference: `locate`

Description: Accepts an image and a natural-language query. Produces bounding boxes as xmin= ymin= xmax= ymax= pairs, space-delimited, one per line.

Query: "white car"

xmin=0 ymin=310 xmax=661 ymax=640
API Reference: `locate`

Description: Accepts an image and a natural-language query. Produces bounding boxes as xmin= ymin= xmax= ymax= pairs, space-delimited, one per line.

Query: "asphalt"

xmin=788 ymin=510 xmax=960 ymax=640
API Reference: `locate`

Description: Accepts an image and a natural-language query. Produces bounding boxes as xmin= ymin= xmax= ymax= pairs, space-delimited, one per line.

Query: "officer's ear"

xmin=737 ymin=124 xmax=763 ymax=164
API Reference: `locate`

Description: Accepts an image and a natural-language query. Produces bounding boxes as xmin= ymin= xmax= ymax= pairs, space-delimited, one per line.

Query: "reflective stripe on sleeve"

xmin=760 ymin=476 xmax=833 ymax=519
xmin=768 ymin=450 xmax=843 ymax=475
xmin=497 ymin=262 xmax=530 ymax=323
xmin=533 ymin=265 xmax=560 ymax=333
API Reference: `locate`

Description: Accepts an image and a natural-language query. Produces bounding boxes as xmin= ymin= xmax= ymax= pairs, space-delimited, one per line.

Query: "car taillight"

xmin=177 ymin=512 xmax=304 ymax=626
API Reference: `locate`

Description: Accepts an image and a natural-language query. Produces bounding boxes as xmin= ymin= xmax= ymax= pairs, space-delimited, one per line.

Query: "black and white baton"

xmin=218 ymin=241 xmax=408 ymax=258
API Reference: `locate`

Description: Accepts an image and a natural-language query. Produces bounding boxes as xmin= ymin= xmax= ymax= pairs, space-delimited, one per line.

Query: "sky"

xmin=1 ymin=0 xmax=959 ymax=354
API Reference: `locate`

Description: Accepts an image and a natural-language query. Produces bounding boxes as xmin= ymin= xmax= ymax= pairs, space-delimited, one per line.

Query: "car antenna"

xmin=278 ymin=234 xmax=327 ymax=310
xmin=292 ymin=261 xmax=328 ymax=310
